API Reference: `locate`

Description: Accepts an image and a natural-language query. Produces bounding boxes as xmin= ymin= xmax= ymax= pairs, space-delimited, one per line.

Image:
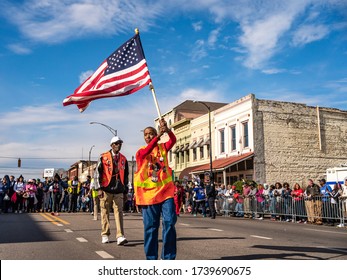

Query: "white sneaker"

xmin=258 ymin=217 xmax=263 ymax=220
xmin=102 ymin=236 xmax=109 ymax=244
xmin=337 ymin=223 xmax=345 ymax=228
xmin=92 ymin=217 xmax=97 ymax=221
xmin=117 ymin=236 xmax=128 ymax=246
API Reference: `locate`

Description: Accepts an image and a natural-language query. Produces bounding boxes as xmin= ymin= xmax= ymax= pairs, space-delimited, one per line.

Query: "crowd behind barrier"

xmin=1 ymin=174 xmax=347 ymax=230
xmin=217 ymin=195 xmax=347 ymax=226
xmin=0 ymin=174 xmax=137 ymax=216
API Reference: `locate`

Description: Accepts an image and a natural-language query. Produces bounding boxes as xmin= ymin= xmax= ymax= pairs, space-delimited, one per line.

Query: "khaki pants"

xmin=100 ymin=192 xmax=124 ymax=238
xmin=305 ymin=200 xmax=314 ymax=222
xmin=93 ymin=196 xmax=100 ymax=220
xmin=313 ymin=199 xmax=322 ymax=224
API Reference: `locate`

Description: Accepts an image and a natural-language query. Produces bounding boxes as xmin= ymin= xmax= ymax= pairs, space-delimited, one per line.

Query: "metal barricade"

xmin=216 ymin=194 xmax=346 ymax=226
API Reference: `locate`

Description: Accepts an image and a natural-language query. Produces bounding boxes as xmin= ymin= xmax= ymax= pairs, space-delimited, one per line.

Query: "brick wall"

xmin=253 ymin=97 xmax=347 ymax=188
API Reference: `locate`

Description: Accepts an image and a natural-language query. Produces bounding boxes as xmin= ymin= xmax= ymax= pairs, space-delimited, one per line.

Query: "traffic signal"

xmin=18 ymin=158 xmax=21 ymax=168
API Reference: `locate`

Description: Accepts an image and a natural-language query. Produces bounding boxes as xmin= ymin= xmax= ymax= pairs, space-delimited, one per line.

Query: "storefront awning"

xmin=181 ymin=143 xmax=190 ymax=151
xmin=188 ymin=141 xmax=196 ymax=149
xmin=193 ymin=138 xmax=204 ymax=148
xmin=179 ymin=164 xmax=204 ymax=180
xmin=190 ymin=152 xmax=254 ymax=174
xmin=202 ymin=137 xmax=210 ymax=146
xmin=173 ymin=146 xmax=180 ymax=153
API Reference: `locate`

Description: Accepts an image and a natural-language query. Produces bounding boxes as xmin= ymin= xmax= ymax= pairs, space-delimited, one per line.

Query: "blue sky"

xmin=0 ymin=0 xmax=346 ymax=180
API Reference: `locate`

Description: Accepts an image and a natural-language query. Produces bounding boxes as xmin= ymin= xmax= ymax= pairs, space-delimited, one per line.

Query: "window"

xmin=230 ymin=125 xmax=236 ymax=151
xmin=186 ymin=150 xmax=190 ymax=162
xmin=199 ymin=146 xmax=204 ymax=159
xmin=242 ymin=122 xmax=249 ymax=148
xmin=206 ymin=144 xmax=210 ymax=159
xmin=193 ymin=148 xmax=197 ymax=161
xmin=219 ymin=129 xmax=225 ymax=153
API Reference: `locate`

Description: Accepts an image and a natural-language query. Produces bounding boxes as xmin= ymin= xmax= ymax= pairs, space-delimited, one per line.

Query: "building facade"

xmin=160 ymin=94 xmax=347 ymax=187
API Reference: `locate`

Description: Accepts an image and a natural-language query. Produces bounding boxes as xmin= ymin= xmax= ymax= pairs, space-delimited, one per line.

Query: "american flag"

xmin=63 ymin=33 xmax=151 ymax=112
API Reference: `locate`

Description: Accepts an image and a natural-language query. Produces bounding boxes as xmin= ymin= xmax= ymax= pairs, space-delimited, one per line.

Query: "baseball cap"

xmin=319 ymin=178 xmax=326 ymax=183
xmin=110 ymin=136 xmax=123 ymax=145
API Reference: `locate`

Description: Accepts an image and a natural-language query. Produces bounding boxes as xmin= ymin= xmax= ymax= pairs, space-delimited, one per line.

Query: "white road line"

xmin=250 ymin=235 xmax=272 ymax=240
xmin=57 ymin=224 xmax=63 ymax=227
xmin=64 ymin=229 xmax=73 ymax=233
xmin=208 ymin=228 xmax=224 ymax=232
xmin=76 ymin=237 xmax=88 ymax=243
xmin=304 ymin=228 xmax=347 ymax=235
xmin=178 ymin=223 xmax=190 ymax=226
xmin=96 ymin=251 xmax=114 ymax=259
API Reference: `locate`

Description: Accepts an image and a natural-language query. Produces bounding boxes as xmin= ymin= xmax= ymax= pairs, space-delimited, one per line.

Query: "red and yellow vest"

xmin=134 ymin=143 xmax=174 ymax=205
xmin=100 ymin=151 xmax=127 ymax=187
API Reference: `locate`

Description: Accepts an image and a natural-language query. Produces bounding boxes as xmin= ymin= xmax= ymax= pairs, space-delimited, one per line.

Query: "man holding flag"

xmin=63 ymin=30 xmax=176 ymax=257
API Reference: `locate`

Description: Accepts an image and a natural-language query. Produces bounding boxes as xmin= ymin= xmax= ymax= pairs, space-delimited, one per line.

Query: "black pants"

xmin=208 ymin=197 xmax=216 ymax=218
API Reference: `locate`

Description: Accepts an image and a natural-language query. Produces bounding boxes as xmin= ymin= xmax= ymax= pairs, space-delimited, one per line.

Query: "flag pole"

xmin=135 ymin=28 xmax=162 ymax=120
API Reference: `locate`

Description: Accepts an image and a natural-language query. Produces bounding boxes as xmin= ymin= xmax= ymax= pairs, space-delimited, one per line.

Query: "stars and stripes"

xmin=63 ymin=33 xmax=151 ymax=112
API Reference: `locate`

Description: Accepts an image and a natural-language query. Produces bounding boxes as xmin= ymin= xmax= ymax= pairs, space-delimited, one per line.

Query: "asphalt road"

xmin=0 ymin=211 xmax=346 ymax=260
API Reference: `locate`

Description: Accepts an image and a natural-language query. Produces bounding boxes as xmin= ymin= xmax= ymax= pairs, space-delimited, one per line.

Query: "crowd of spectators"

xmin=1 ymin=174 xmax=347 ymax=229
xmin=177 ymin=178 xmax=347 ymax=228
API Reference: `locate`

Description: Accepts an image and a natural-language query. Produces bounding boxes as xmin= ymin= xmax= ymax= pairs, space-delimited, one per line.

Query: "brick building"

xmin=159 ymin=94 xmax=347 ymax=187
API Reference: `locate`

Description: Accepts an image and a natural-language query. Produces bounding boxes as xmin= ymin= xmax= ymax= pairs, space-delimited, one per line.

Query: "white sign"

xmin=43 ymin=168 xmax=55 ymax=178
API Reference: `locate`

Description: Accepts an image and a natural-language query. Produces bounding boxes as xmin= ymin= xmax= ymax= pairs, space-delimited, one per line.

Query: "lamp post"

xmin=88 ymin=145 xmax=95 ymax=176
xmin=194 ymin=101 xmax=213 ymax=185
xmin=90 ymin=121 xmax=117 ymax=136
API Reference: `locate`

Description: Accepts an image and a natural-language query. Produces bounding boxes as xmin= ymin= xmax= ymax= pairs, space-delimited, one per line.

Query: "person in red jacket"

xmin=134 ymin=118 xmax=177 ymax=260
xmin=174 ymin=180 xmax=184 ymax=216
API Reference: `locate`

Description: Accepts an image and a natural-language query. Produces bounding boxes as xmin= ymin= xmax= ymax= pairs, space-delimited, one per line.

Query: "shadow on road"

xmin=0 ymin=213 xmax=56 ymax=244
xmin=219 ymin=244 xmax=347 ymax=260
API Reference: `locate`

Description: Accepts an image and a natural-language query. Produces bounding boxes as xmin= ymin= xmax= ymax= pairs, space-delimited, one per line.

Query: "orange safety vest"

xmin=134 ymin=143 xmax=174 ymax=205
xmin=100 ymin=151 xmax=127 ymax=187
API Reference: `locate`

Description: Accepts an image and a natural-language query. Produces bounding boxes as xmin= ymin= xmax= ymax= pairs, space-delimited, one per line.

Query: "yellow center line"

xmin=39 ymin=213 xmax=59 ymax=225
xmin=42 ymin=213 xmax=70 ymax=225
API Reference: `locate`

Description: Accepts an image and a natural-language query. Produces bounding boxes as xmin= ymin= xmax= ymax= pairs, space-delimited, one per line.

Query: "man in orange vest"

xmin=95 ymin=136 xmax=129 ymax=245
xmin=134 ymin=118 xmax=177 ymax=260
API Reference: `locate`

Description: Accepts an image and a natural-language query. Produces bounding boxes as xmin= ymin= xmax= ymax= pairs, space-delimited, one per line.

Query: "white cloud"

xmin=2 ymin=0 xmax=164 ymax=43
xmin=190 ymin=39 xmax=207 ymax=61
xmin=79 ymin=70 xmax=94 ymax=84
xmin=192 ymin=21 xmax=203 ymax=31
xmin=208 ymin=28 xmax=220 ymax=47
xmin=7 ymin=43 xmax=32 ymax=54
xmin=238 ymin=13 xmax=296 ymax=69
xmin=179 ymin=88 xmax=220 ymax=101
xmin=292 ymin=24 xmax=330 ymax=46
xmin=262 ymin=68 xmax=286 ymax=75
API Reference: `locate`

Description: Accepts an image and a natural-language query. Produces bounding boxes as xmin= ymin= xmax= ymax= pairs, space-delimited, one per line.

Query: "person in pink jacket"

xmin=25 ymin=179 xmax=37 ymax=213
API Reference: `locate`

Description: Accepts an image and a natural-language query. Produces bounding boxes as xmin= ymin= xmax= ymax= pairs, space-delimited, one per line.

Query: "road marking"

xmin=208 ymin=228 xmax=223 ymax=232
xmin=250 ymin=235 xmax=272 ymax=240
xmin=76 ymin=237 xmax=88 ymax=243
xmin=96 ymin=251 xmax=114 ymax=259
xmin=44 ymin=213 xmax=70 ymax=225
xmin=39 ymin=213 xmax=59 ymax=225
xmin=65 ymin=229 xmax=73 ymax=233
xmin=317 ymin=246 xmax=347 ymax=254
xmin=304 ymin=228 xmax=347 ymax=235
xmin=178 ymin=223 xmax=190 ymax=226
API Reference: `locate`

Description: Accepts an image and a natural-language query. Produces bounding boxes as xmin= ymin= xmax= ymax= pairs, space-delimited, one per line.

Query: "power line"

xmin=0 ymin=156 xmax=83 ymax=160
